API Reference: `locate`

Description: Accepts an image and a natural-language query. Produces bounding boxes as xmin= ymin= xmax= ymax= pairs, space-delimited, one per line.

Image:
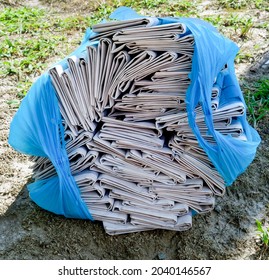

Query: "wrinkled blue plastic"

xmin=110 ymin=7 xmax=261 ymax=186
xmin=177 ymin=18 xmax=261 ymax=186
xmin=8 ymin=7 xmax=260 ymax=219
xmin=9 ymin=73 xmax=93 ymax=220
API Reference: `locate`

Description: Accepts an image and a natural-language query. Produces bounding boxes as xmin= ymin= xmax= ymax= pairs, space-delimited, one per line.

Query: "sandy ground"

xmin=0 ymin=0 xmax=269 ymax=259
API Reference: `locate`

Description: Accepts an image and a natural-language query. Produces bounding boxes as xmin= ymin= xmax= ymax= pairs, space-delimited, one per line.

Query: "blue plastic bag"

xmin=8 ymin=7 xmax=260 ymax=219
xmin=109 ymin=7 xmax=261 ymax=186
xmin=9 ymin=73 xmax=93 ymax=220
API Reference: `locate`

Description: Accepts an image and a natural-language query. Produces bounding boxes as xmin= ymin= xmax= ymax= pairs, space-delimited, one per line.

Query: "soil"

xmin=0 ymin=0 xmax=269 ymax=260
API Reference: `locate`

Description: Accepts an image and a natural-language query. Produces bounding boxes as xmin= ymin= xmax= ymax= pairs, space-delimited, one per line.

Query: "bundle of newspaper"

xmin=31 ymin=18 xmax=246 ymax=235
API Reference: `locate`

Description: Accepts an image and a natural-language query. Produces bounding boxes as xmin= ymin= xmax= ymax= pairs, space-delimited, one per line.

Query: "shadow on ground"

xmin=1 ymin=111 xmax=269 ymax=260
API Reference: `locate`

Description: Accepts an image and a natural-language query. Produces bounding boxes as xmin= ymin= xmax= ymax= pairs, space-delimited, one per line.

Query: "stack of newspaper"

xmin=31 ymin=18 xmax=246 ymax=235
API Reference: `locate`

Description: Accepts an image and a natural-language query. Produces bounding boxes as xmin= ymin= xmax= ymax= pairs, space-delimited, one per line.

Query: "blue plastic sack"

xmin=8 ymin=7 xmax=260 ymax=220
xmin=9 ymin=73 xmax=93 ymax=220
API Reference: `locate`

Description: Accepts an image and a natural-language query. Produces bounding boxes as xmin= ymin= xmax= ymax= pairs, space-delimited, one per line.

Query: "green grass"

xmin=217 ymin=0 xmax=251 ymax=9
xmin=90 ymin=0 xmax=197 ymax=22
xmin=256 ymin=220 xmax=269 ymax=247
xmin=245 ymin=79 xmax=269 ymax=127
xmin=217 ymin=0 xmax=269 ymax=10
xmin=115 ymin=0 xmax=197 ymax=11
xmin=203 ymin=14 xmax=254 ymax=39
xmin=0 ymin=7 xmax=48 ymax=35
xmin=0 ymin=6 xmax=95 ymax=102
xmin=1 ymin=37 xmax=61 ymax=74
xmin=235 ymin=50 xmax=254 ymax=64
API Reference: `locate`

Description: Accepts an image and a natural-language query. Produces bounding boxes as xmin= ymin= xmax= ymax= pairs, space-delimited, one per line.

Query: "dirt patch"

xmin=0 ymin=0 xmax=269 ymax=260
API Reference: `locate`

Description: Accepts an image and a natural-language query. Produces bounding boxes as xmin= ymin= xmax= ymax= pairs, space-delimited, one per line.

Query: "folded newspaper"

xmin=10 ymin=8 xmax=260 ymax=235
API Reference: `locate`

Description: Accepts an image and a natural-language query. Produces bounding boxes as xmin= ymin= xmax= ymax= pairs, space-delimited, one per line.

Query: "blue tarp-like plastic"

xmin=8 ymin=7 xmax=261 ymax=220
